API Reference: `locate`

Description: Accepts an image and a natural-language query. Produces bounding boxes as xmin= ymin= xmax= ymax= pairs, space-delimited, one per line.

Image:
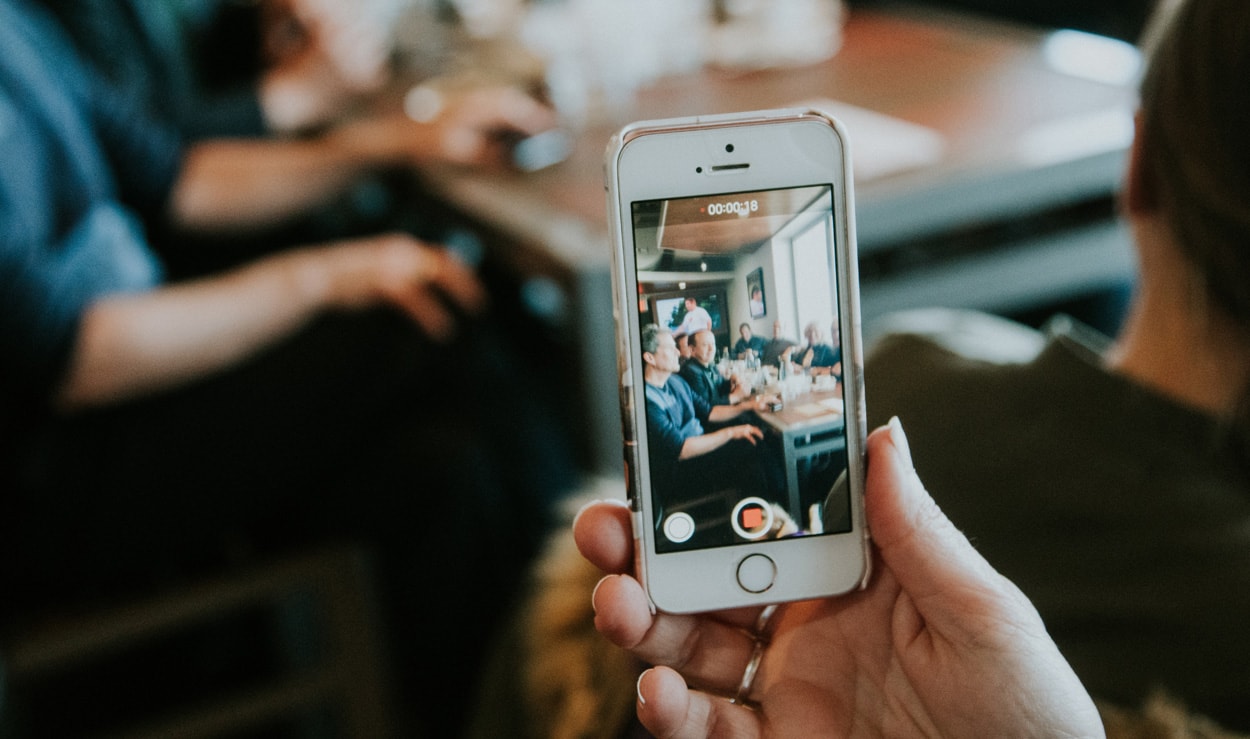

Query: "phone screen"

xmin=630 ymin=184 xmax=852 ymax=554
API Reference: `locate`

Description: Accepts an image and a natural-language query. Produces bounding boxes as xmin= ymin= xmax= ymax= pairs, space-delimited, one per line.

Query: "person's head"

xmin=772 ymin=320 xmax=784 ymax=338
xmin=675 ymin=332 xmax=692 ymax=359
xmin=1131 ymin=0 xmax=1250 ymax=450
xmin=804 ymin=322 xmax=823 ymax=346
xmin=739 ymin=322 xmax=752 ymax=340
xmin=751 ymin=286 xmax=762 ymax=301
xmin=1135 ymin=0 xmax=1250 ymax=337
xmin=684 ymin=296 xmax=697 ymax=311
xmin=642 ymin=324 xmax=679 ymax=377
xmin=691 ymin=329 xmax=717 ymax=366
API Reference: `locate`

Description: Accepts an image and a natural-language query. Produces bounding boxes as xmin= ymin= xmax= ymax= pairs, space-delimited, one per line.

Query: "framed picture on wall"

xmin=746 ymin=267 xmax=766 ymax=318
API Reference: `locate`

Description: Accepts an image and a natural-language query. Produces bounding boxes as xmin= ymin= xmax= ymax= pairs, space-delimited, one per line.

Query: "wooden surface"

xmin=416 ymin=3 xmax=1139 ymax=472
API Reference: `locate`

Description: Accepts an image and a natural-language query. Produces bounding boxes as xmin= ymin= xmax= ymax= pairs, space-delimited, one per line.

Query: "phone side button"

xmin=736 ymin=554 xmax=777 ymax=594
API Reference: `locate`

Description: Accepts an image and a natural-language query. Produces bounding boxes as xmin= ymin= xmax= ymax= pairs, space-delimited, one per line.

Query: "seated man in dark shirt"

xmin=798 ymin=321 xmax=842 ymax=378
xmin=640 ymin=325 xmax=781 ymax=549
xmin=680 ymin=329 xmax=748 ymax=408
xmin=732 ymin=322 xmax=766 ymax=360
xmin=761 ymin=319 xmax=799 ymax=367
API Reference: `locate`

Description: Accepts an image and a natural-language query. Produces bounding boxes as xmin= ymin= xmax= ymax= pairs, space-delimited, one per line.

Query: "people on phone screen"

xmin=680 ymin=330 xmax=748 ymax=408
xmin=640 ymin=325 xmax=783 ymax=548
xmin=733 ymin=322 xmax=766 ymax=359
xmin=673 ymin=296 xmax=714 ymax=338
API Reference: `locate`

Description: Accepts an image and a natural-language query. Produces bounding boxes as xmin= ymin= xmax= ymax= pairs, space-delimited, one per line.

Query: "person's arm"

xmin=170 ymin=86 xmax=558 ymax=233
xmin=169 ymin=134 xmax=374 ymax=232
xmin=56 ymin=233 xmax=484 ymax=408
xmin=726 ymin=377 xmax=749 ymax=404
xmin=575 ymin=418 xmax=1104 ymax=738
xmin=707 ymin=395 xmax=768 ymax=423
xmin=677 ymin=424 xmax=763 ymax=460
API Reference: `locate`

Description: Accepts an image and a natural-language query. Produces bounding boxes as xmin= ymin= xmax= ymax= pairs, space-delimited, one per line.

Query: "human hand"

xmin=574 ymin=418 xmax=1103 ymax=738
xmin=399 ymin=84 xmax=560 ymax=169
xmin=728 ymin=381 xmax=748 ymax=405
xmin=748 ymin=394 xmax=780 ymax=412
xmin=767 ymin=502 xmax=799 ymax=538
xmin=314 ymin=233 xmax=487 ymax=340
xmin=726 ymin=424 xmax=764 ymax=446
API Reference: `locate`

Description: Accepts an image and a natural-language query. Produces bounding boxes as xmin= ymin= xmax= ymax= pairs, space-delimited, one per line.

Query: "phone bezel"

xmin=605 ymin=109 xmax=872 ymax=613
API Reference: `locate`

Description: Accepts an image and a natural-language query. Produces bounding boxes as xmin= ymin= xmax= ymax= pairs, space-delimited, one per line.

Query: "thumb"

xmin=864 ymin=418 xmax=1005 ymax=609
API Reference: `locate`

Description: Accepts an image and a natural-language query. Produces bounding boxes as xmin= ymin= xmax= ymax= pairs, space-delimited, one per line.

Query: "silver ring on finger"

xmin=730 ymin=639 xmax=765 ymax=705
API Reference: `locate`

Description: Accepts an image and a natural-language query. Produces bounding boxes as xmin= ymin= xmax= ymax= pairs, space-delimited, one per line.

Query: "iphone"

xmin=606 ymin=108 xmax=871 ymax=613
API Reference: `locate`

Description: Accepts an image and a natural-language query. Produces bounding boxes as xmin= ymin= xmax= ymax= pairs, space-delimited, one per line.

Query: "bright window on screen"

xmin=791 ymin=214 xmax=836 ymax=335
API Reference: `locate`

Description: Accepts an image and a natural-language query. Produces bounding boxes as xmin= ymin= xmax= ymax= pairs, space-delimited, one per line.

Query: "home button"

xmin=736 ymin=554 xmax=776 ymax=594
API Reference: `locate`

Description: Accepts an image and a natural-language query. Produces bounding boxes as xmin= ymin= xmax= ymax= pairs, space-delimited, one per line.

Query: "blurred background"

xmin=0 ymin=0 xmax=1155 ymax=736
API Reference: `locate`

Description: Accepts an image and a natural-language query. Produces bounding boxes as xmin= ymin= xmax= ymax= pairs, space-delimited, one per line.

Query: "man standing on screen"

xmin=641 ymin=325 xmax=780 ymax=548
xmin=681 ymin=330 xmax=747 ymax=407
xmin=673 ymin=296 xmax=713 ymax=338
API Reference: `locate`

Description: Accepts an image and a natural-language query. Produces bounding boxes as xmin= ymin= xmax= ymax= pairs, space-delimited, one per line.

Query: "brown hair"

xmin=1138 ymin=0 xmax=1250 ymax=458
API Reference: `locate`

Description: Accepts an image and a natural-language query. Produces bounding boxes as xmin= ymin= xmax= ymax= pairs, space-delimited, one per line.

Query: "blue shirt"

xmin=733 ymin=335 xmax=765 ymax=358
xmin=643 ymin=375 xmax=710 ymax=470
xmin=0 ymin=0 xmax=178 ymax=408
xmin=802 ymin=343 xmax=842 ymax=371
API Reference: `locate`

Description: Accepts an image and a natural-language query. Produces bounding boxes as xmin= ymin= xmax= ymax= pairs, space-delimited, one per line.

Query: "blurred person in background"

xmin=797 ymin=320 xmax=841 ymax=377
xmin=863 ymin=0 xmax=1250 ymax=727
xmin=732 ymin=321 xmax=765 ymax=360
xmin=760 ymin=319 xmax=798 ymax=367
xmin=0 ymin=0 xmax=573 ymax=734
xmin=36 ymin=0 xmax=559 ymax=276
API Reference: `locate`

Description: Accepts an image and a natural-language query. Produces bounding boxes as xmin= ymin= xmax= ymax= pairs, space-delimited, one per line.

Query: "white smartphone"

xmin=605 ymin=108 xmax=871 ymax=614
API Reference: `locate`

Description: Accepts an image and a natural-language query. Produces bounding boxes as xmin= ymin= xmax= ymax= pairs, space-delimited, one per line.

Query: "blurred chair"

xmin=0 ymin=545 xmax=396 ymax=739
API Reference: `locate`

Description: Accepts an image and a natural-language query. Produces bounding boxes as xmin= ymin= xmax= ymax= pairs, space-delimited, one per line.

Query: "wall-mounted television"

xmin=651 ymin=290 xmax=727 ymax=336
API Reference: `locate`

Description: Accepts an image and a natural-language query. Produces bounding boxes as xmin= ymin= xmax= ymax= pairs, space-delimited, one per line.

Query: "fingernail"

xmin=572 ymin=498 xmax=603 ymax=530
xmin=591 ymin=575 xmax=611 ymax=614
xmin=888 ymin=416 xmax=913 ymax=464
xmin=636 ymin=668 xmax=649 ymax=706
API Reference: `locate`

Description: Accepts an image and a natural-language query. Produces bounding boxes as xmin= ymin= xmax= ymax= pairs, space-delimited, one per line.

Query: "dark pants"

xmin=2 ymin=306 xmax=576 ymax=737
xmin=652 ymin=431 xmax=785 ymax=551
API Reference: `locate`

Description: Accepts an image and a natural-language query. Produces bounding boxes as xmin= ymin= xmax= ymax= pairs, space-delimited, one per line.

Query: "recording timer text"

xmin=701 ymin=199 xmax=759 ymax=217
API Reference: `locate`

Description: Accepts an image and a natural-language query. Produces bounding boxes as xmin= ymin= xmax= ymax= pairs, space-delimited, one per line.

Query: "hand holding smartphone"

xmin=606 ymin=109 xmax=870 ymax=613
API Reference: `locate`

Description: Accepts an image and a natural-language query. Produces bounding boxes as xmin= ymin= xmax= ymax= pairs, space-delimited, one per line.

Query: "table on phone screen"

xmin=755 ymin=388 xmax=847 ymax=526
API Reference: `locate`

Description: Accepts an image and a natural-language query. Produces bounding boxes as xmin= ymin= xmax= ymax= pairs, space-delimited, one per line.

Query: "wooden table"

xmin=754 ymin=387 xmax=847 ymax=525
xmin=418 ymin=3 xmax=1139 ymax=473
